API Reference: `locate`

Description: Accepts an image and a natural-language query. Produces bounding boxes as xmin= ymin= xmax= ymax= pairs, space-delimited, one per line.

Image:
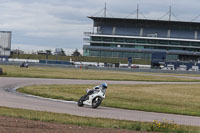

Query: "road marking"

xmin=12 ymin=87 xmax=77 ymax=104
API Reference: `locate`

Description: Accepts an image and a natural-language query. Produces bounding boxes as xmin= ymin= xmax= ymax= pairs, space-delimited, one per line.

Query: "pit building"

xmin=83 ymin=17 xmax=200 ymax=68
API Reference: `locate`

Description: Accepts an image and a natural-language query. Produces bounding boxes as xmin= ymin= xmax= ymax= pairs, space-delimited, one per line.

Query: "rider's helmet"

xmin=101 ymin=83 xmax=108 ymax=89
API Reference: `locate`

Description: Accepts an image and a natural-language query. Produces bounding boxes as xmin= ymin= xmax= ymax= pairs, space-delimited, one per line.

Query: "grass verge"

xmin=18 ymin=84 xmax=200 ymax=117
xmin=1 ymin=65 xmax=200 ymax=82
xmin=0 ymin=106 xmax=198 ymax=132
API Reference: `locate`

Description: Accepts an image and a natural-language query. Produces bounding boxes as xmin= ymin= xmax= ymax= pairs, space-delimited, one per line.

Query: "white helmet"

xmin=101 ymin=83 xmax=108 ymax=89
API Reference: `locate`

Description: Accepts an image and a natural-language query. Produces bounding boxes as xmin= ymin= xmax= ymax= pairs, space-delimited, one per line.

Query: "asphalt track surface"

xmin=0 ymin=77 xmax=200 ymax=126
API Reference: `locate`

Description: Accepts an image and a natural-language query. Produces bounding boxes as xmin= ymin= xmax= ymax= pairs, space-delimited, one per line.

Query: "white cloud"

xmin=0 ymin=0 xmax=200 ymax=52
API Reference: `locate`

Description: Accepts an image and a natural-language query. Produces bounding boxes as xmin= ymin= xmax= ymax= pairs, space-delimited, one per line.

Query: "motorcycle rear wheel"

xmin=92 ymin=96 xmax=102 ymax=108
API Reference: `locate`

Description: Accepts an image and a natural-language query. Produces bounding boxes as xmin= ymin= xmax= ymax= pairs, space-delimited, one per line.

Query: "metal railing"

xmin=84 ymin=32 xmax=92 ymax=36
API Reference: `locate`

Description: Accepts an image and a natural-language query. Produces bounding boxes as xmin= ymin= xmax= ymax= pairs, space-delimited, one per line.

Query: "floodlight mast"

xmin=104 ymin=2 xmax=107 ymax=17
xmin=137 ymin=4 xmax=139 ymax=19
xmin=169 ymin=5 xmax=171 ymax=21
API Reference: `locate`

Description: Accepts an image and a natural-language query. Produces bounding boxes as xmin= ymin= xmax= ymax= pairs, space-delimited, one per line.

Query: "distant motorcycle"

xmin=20 ymin=62 xmax=28 ymax=68
xmin=78 ymin=83 xmax=107 ymax=108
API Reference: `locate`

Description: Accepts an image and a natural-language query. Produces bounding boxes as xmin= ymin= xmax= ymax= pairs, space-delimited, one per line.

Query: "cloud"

xmin=0 ymin=1 xmax=94 ymax=51
xmin=0 ymin=0 xmax=200 ymax=52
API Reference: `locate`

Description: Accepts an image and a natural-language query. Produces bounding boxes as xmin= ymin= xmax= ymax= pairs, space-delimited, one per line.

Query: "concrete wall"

xmin=0 ymin=31 xmax=12 ymax=57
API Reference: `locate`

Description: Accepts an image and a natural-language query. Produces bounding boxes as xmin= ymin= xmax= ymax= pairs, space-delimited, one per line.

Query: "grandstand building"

xmin=83 ymin=17 xmax=200 ymax=64
xmin=0 ymin=31 xmax=12 ymax=61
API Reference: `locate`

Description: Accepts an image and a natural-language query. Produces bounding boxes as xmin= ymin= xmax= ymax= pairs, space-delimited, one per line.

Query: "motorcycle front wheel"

xmin=77 ymin=96 xmax=85 ymax=107
xmin=92 ymin=96 xmax=102 ymax=108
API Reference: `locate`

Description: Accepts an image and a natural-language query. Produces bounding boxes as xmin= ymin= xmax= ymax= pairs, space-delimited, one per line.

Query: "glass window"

xmin=90 ymin=50 xmax=101 ymax=56
xmin=158 ymin=40 xmax=168 ymax=44
xmin=119 ymin=52 xmax=123 ymax=58
xmin=110 ymin=44 xmax=117 ymax=47
xmin=170 ymin=41 xmax=180 ymax=45
xmin=83 ymin=49 xmax=89 ymax=56
xmin=133 ymin=53 xmax=143 ymax=58
xmin=191 ymin=42 xmax=200 ymax=46
xmin=125 ymin=38 xmax=136 ymax=43
xmin=145 ymin=46 xmax=155 ymax=49
xmin=123 ymin=52 xmax=129 ymax=58
xmin=156 ymin=46 xmax=168 ymax=50
xmin=180 ymin=41 xmax=189 ymax=46
xmin=144 ymin=53 xmax=151 ymax=59
xmin=166 ymin=54 xmax=178 ymax=61
xmin=112 ymin=52 xmax=120 ymax=57
xmin=91 ymin=43 xmax=102 ymax=46
xmin=103 ymin=37 xmax=113 ymax=42
xmin=92 ymin=37 xmax=102 ymax=41
xmin=136 ymin=39 xmax=146 ymax=43
xmin=135 ymin=45 xmax=144 ymax=49
xmin=114 ymin=38 xmax=124 ymax=42
xmin=102 ymin=44 xmax=111 ymax=47
xmin=148 ymin=40 xmax=157 ymax=44
xmin=124 ymin=45 xmax=134 ymax=48
xmin=127 ymin=52 xmax=134 ymax=58
xmin=101 ymin=51 xmax=112 ymax=57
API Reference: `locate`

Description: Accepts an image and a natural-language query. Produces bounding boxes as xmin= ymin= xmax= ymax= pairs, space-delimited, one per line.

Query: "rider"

xmin=84 ymin=83 xmax=108 ymax=99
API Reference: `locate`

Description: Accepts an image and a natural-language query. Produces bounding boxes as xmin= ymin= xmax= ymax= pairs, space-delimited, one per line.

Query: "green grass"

xmin=1 ymin=65 xmax=200 ymax=82
xmin=18 ymin=84 xmax=200 ymax=117
xmin=0 ymin=106 xmax=198 ymax=132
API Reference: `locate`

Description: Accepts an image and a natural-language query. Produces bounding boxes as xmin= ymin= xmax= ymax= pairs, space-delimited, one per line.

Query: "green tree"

xmin=46 ymin=50 xmax=52 ymax=55
xmin=72 ymin=49 xmax=81 ymax=56
xmin=54 ymin=48 xmax=66 ymax=56
xmin=60 ymin=49 xmax=66 ymax=56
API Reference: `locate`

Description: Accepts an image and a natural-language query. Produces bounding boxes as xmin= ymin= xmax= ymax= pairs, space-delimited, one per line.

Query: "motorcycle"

xmin=78 ymin=87 xmax=106 ymax=108
xmin=20 ymin=62 xmax=28 ymax=68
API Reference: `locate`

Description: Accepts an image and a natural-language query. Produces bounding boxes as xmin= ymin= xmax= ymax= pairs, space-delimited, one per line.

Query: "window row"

xmin=84 ymin=50 xmax=151 ymax=59
xmin=91 ymin=37 xmax=200 ymax=47
xmin=90 ymin=43 xmax=200 ymax=52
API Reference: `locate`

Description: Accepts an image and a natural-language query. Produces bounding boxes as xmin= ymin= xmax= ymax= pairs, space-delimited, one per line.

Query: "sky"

xmin=0 ymin=0 xmax=200 ymax=55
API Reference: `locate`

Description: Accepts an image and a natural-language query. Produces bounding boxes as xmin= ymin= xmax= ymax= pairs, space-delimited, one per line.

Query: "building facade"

xmin=83 ymin=17 xmax=200 ymax=63
xmin=0 ymin=31 xmax=12 ymax=61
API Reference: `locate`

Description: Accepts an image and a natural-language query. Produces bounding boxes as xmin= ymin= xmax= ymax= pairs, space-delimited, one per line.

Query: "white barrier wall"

xmin=0 ymin=31 xmax=12 ymax=57
xmin=8 ymin=58 xmax=39 ymax=63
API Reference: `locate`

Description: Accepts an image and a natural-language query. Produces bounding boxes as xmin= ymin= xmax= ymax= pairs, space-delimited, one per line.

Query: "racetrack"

xmin=0 ymin=77 xmax=200 ymax=126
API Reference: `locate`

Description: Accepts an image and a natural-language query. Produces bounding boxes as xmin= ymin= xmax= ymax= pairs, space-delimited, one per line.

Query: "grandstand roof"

xmin=88 ymin=16 xmax=200 ymax=30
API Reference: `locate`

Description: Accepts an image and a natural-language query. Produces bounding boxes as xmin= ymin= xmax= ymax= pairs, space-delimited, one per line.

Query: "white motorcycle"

xmin=78 ymin=87 xmax=106 ymax=108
